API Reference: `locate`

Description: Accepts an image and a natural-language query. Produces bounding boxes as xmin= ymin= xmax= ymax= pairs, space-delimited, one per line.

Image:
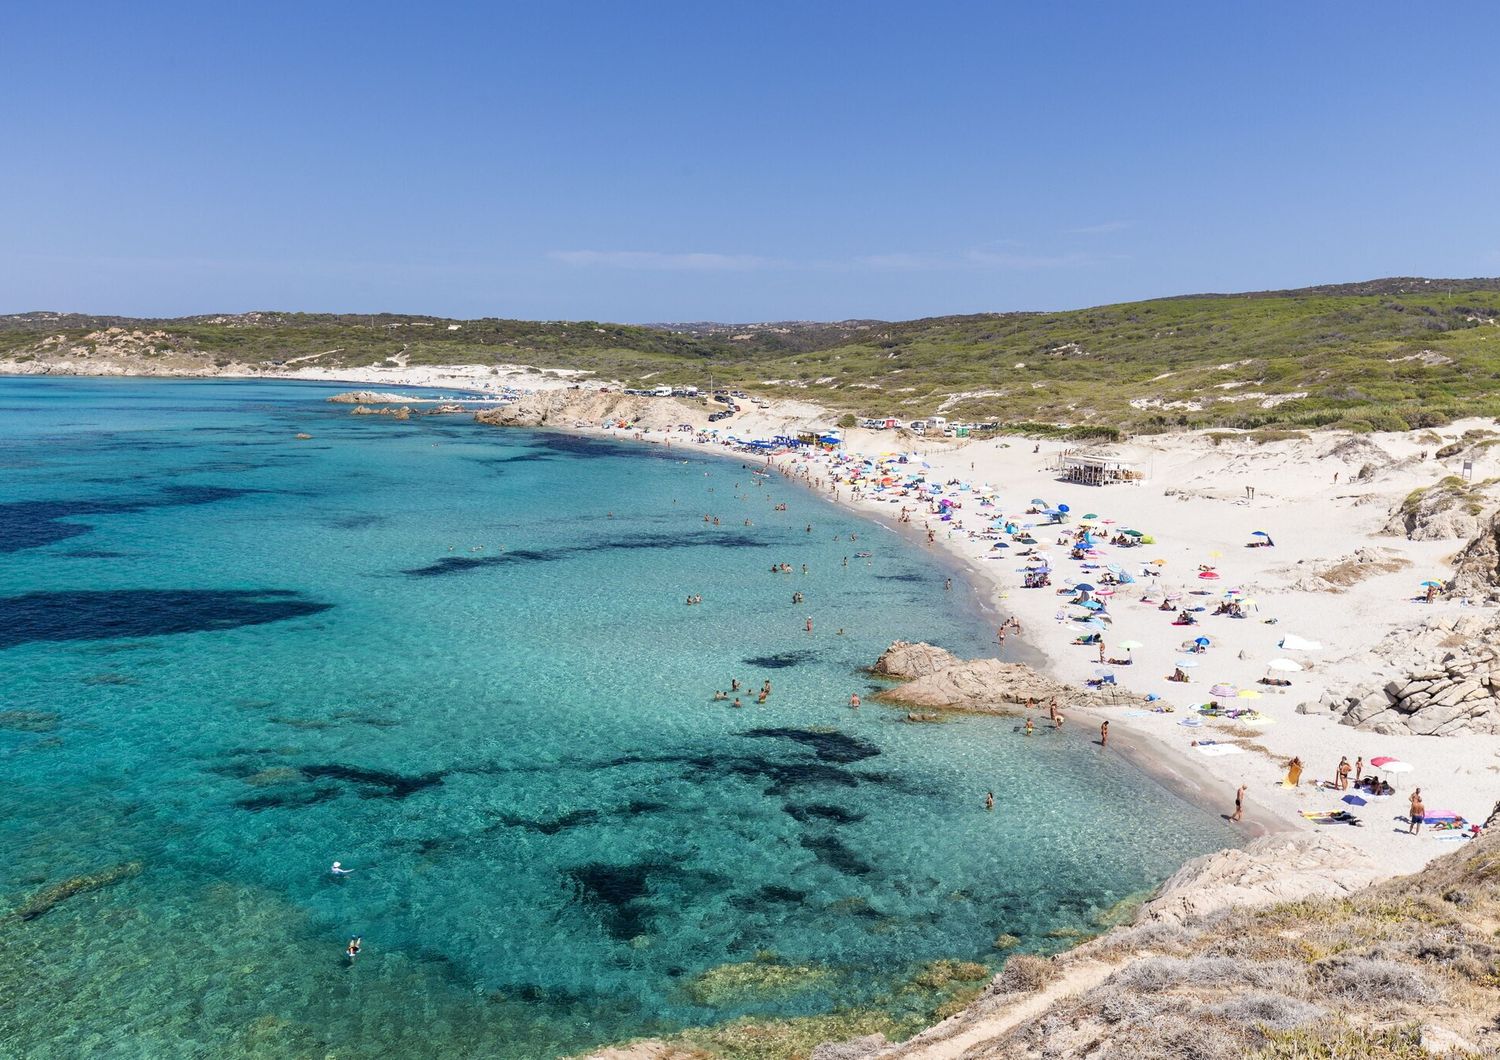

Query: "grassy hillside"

xmin=6 ymin=277 xmax=1500 ymax=433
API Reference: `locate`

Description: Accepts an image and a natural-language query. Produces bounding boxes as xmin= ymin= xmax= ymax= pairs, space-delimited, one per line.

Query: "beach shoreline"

xmin=573 ymin=424 xmax=1290 ymax=843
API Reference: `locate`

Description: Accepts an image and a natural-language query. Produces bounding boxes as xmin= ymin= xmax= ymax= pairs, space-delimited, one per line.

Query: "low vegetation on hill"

xmin=6 ymin=277 xmax=1500 ymax=432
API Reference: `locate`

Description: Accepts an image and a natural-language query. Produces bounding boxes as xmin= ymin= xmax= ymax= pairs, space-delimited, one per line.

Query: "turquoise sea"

xmin=0 ymin=377 xmax=1238 ymax=1057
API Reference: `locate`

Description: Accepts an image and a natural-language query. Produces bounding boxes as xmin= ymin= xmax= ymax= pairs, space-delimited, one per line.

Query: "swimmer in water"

xmin=346 ymin=936 xmax=362 ymax=961
xmin=732 ymin=697 xmax=743 ymax=708
xmin=849 ymin=692 xmax=861 ymax=708
xmin=985 ymin=791 xmax=994 ymax=811
xmin=331 ymin=861 xmax=354 ymax=876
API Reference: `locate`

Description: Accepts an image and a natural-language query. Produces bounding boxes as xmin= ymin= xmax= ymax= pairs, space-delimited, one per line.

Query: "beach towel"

xmin=1194 ymin=744 xmax=1244 ymax=756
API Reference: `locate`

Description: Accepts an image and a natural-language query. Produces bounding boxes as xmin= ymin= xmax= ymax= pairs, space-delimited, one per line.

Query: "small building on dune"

xmin=1054 ymin=444 xmax=1148 ymax=486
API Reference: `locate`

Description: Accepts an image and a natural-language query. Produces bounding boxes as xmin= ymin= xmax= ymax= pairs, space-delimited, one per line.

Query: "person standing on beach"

xmin=1354 ymin=756 xmax=1363 ymax=786
xmin=1099 ymin=720 xmax=1109 ymax=748
xmin=1337 ymin=756 xmax=1351 ymax=791
xmin=1231 ymin=784 xmax=1246 ymax=823
xmin=1409 ymin=788 xmax=1425 ymax=834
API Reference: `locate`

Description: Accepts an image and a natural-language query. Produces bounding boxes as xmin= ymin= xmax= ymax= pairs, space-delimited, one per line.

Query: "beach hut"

xmin=1054 ymin=445 xmax=1148 ymax=487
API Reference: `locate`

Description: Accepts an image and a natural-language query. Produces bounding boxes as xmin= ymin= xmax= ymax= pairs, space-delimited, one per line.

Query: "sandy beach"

xmin=535 ymin=401 xmax=1500 ymax=883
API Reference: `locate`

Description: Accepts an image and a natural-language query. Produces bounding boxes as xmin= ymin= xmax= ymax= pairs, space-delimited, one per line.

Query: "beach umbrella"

xmin=1082 ymin=512 xmax=1098 ymax=520
xmin=1193 ymin=636 xmax=1211 ymax=647
xmin=1122 ymin=529 xmax=1144 ymax=537
xmin=1372 ymin=757 xmax=1413 ymax=773
xmin=1420 ymin=580 xmax=1445 ymax=589
xmin=1074 ymin=583 xmax=1097 ymax=592
xmin=1423 ymin=808 xmax=1461 ymax=821
xmin=1267 ymin=658 xmax=1303 ymax=672
xmin=1341 ymin=794 xmax=1367 ymax=807
xmin=1117 ymin=640 xmax=1143 ymax=650
xmin=1058 ymin=504 xmax=1070 ymax=513
xmin=1251 ymin=531 xmax=1270 ymax=538
xmin=1198 ymin=570 xmax=1220 ymax=580
xmin=1030 ymin=498 xmax=1047 ymax=506
xmin=1210 ymin=682 xmax=1235 ymax=696
xmin=1175 ymin=657 xmax=1201 ymax=668
xmin=1236 ymin=689 xmax=1262 ymax=699
xmin=1151 ymin=559 xmax=1167 ymax=566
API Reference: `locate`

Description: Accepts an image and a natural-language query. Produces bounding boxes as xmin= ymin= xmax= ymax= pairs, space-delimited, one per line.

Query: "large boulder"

xmin=870 ymin=643 xmax=1144 ymax=713
xmin=870 ymin=640 xmax=962 ymax=678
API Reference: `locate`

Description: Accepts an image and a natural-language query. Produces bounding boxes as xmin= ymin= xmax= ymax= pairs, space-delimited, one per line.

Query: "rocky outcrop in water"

xmin=327 ymin=390 xmax=415 ymax=404
xmin=870 ymin=641 xmax=962 ymax=678
xmin=871 ymin=642 xmax=1143 ymax=712
xmin=350 ymin=404 xmax=411 ymax=420
xmin=1316 ymin=613 xmax=1500 ymax=735
xmin=10 ymin=861 xmax=143 ymax=921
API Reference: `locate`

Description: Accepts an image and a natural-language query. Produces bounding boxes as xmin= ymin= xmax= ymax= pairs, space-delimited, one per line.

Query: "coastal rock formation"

xmin=871 ymin=642 xmax=1143 ymax=712
xmin=1383 ymin=474 xmax=1494 ymax=540
xmin=808 ymin=821 xmax=1500 ymax=1059
xmin=476 ymin=390 xmax=704 ymax=432
xmin=1327 ymin=613 xmax=1500 ymax=735
xmin=1134 ymin=833 xmax=1377 ymax=926
xmin=1449 ymin=510 xmax=1500 ymax=602
xmin=328 ymin=390 xmax=417 ymax=404
xmin=350 ymin=404 xmax=411 ymax=420
xmin=870 ymin=640 xmax=962 ymax=678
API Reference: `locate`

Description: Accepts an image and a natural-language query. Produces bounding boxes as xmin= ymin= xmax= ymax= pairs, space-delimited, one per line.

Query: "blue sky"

xmin=2 ymin=2 xmax=1496 ymax=321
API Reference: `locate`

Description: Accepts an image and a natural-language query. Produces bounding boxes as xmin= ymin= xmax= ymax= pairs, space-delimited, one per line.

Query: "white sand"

xmin=614 ymin=416 xmax=1500 ymax=879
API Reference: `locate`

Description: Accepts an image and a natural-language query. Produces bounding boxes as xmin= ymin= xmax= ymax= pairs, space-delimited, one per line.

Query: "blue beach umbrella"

xmin=1057 ymin=503 xmax=1070 ymax=513
xmin=1251 ymin=530 xmax=1270 ymax=538
xmin=1193 ymin=636 xmax=1211 ymax=647
xmin=1074 ymin=583 xmax=1096 ymax=592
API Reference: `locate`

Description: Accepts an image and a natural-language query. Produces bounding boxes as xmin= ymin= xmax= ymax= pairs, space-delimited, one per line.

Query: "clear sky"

xmin=3 ymin=2 xmax=1496 ymax=322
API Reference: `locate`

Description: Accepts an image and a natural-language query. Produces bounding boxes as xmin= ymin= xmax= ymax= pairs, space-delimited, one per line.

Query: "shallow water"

xmin=0 ymin=377 xmax=1239 ymax=1057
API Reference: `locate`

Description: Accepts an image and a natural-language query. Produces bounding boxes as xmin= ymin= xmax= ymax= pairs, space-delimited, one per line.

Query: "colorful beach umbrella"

xmin=1420 ymin=580 xmax=1445 ymax=588
xmin=1210 ymin=682 xmax=1235 ymax=696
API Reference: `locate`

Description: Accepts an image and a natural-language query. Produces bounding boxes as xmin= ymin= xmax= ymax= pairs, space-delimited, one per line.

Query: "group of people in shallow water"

xmin=712 ymin=677 xmax=775 ymax=707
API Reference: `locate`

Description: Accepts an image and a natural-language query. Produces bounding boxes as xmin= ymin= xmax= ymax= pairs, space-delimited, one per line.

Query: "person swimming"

xmin=346 ymin=936 xmax=362 ymax=961
xmin=330 ymin=861 xmax=354 ymax=876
